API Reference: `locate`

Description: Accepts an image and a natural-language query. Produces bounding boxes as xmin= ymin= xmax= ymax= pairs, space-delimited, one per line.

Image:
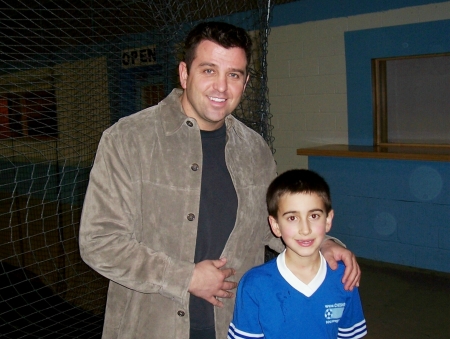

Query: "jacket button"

xmin=177 ymin=310 xmax=185 ymax=317
xmin=186 ymin=121 xmax=193 ymax=127
xmin=187 ymin=213 xmax=195 ymax=221
xmin=191 ymin=163 xmax=199 ymax=171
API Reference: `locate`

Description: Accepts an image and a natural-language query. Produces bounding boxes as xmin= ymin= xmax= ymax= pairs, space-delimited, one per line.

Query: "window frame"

xmin=372 ymin=53 xmax=450 ymax=149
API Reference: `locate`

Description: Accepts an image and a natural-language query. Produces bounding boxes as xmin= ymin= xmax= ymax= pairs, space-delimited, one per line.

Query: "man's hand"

xmin=321 ymin=239 xmax=361 ymax=291
xmin=188 ymin=258 xmax=237 ymax=307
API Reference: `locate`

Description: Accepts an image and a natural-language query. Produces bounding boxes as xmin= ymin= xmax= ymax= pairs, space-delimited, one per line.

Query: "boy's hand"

xmin=321 ymin=239 xmax=361 ymax=291
xmin=188 ymin=258 xmax=237 ymax=307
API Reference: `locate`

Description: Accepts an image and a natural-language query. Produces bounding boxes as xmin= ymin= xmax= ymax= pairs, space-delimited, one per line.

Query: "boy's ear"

xmin=326 ymin=209 xmax=334 ymax=233
xmin=268 ymin=215 xmax=282 ymax=238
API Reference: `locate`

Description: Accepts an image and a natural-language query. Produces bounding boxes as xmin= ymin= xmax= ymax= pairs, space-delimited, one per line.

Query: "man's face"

xmin=179 ymin=39 xmax=249 ymax=131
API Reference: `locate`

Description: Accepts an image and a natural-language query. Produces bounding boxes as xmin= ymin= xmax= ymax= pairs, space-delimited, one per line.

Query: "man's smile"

xmin=208 ymin=96 xmax=226 ymax=102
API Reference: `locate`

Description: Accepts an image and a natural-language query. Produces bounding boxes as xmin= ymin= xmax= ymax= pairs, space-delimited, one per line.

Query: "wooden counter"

xmin=297 ymin=144 xmax=450 ymax=162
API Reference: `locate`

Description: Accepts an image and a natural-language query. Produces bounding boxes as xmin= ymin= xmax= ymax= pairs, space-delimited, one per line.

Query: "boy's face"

xmin=268 ymin=192 xmax=333 ymax=261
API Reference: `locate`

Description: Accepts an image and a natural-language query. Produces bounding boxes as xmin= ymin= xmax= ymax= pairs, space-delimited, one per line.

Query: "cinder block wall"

xmin=268 ymin=1 xmax=450 ymax=173
xmin=267 ymin=1 xmax=450 ymax=273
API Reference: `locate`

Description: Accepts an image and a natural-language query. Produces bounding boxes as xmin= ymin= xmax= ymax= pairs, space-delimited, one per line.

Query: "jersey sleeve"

xmin=228 ymin=272 xmax=265 ymax=339
xmin=337 ymin=288 xmax=367 ymax=338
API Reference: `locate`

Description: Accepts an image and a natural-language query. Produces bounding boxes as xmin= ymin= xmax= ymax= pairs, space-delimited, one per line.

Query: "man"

xmin=79 ymin=21 xmax=360 ymax=339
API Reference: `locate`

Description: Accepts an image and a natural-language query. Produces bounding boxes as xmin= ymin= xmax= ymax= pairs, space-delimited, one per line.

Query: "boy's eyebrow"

xmin=282 ymin=210 xmax=298 ymax=216
xmin=281 ymin=208 xmax=324 ymax=216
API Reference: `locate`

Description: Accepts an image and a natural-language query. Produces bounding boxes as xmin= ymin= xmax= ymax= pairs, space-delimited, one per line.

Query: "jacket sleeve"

xmin=79 ymin=130 xmax=194 ymax=304
xmin=261 ymin=150 xmax=287 ymax=253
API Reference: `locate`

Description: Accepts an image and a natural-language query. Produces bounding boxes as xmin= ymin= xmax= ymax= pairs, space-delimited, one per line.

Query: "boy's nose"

xmin=298 ymin=222 xmax=312 ymax=236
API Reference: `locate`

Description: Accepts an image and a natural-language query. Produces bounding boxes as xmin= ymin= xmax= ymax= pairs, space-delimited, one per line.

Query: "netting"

xmin=0 ymin=0 xmax=286 ymax=337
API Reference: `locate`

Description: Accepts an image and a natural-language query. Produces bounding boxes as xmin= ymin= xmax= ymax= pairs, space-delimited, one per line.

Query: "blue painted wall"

xmin=339 ymin=18 xmax=449 ymax=272
xmin=345 ymin=20 xmax=450 ymax=145
xmin=270 ymin=1 xmax=450 ymax=272
xmin=309 ymin=157 xmax=450 ymax=273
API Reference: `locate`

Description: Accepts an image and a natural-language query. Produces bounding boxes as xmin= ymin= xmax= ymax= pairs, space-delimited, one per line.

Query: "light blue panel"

xmin=330 ymin=195 xmax=374 ymax=237
xmin=376 ymin=241 xmax=416 ymax=267
xmin=310 ymin=156 xmax=450 ymax=273
xmin=311 ymin=157 xmax=449 ymax=204
xmin=415 ymin=247 xmax=450 ymax=272
xmin=396 ymin=202 xmax=447 ymax=247
xmin=345 ymin=19 xmax=450 ymax=145
xmin=328 ymin=235 xmax=377 ymax=260
xmin=332 ymin=195 xmax=398 ymax=240
xmin=439 ymin=226 xmax=450 ymax=250
xmin=332 ymin=196 xmax=442 ymax=248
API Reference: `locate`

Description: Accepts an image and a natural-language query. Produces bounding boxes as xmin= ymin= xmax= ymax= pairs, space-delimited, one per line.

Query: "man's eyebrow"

xmin=197 ymin=63 xmax=246 ymax=75
xmin=229 ymin=68 xmax=246 ymax=75
xmin=198 ymin=62 xmax=216 ymax=68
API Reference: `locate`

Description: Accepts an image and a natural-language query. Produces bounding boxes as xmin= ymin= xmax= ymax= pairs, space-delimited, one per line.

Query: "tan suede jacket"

xmin=79 ymin=89 xmax=283 ymax=339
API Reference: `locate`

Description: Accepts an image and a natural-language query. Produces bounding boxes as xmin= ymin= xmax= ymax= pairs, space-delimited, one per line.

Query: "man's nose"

xmin=213 ymin=74 xmax=227 ymax=92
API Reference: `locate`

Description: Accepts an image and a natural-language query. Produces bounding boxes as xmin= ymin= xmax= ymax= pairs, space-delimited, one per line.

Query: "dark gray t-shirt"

xmin=189 ymin=124 xmax=238 ymax=339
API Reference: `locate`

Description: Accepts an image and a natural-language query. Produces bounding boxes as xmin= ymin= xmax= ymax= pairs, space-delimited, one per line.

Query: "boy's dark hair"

xmin=183 ymin=21 xmax=252 ymax=72
xmin=266 ymin=169 xmax=332 ymax=218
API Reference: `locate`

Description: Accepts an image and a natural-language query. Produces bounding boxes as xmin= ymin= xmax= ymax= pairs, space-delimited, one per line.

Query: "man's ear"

xmin=326 ymin=209 xmax=334 ymax=233
xmin=179 ymin=62 xmax=188 ymax=89
xmin=268 ymin=215 xmax=281 ymax=238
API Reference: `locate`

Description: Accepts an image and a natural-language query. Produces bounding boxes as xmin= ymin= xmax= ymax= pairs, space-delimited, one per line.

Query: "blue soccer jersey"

xmin=228 ymin=251 xmax=367 ymax=339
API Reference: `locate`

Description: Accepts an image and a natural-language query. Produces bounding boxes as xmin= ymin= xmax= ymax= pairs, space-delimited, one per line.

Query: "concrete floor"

xmin=2 ymin=253 xmax=449 ymax=338
xmin=358 ymin=258 xmax=450 ymax=339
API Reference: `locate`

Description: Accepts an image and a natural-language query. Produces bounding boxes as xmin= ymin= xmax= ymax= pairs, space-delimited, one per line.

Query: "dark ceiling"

xmin=0 ymin=0 xmax=297 ymax=61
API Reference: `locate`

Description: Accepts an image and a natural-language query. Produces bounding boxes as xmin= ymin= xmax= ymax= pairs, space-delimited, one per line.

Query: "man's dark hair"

xmin=183 ymin=21 xmax=253 ymax=72
xmin=266 ymin=169 xmax=332 ymax=218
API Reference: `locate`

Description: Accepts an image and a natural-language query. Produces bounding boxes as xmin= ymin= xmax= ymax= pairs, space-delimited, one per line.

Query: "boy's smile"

xmin=269 ymin=192 xmax=333 ymax=266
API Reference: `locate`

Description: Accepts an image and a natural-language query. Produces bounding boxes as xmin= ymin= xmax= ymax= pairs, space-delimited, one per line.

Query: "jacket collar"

xmin=160 ymin=88 xmax=190 ymax=136
xmin=161 ymin=88 xmax=245 ymax=139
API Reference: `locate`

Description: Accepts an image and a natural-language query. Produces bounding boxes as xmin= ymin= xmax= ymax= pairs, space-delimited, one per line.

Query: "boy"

xmin=228 ymin=169 xmax=367 ymax=339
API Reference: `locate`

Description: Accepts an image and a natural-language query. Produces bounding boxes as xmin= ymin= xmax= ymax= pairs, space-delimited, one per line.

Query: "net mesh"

xmin=0 ymin=0 xmax=287 ymax=337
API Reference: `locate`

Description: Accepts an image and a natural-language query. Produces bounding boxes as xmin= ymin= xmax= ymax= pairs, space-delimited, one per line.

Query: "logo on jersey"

xmin=324 ymin=303 xmax=345 ymax=324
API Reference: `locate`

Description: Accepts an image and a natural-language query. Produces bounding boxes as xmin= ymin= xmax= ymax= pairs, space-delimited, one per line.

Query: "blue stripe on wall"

xmin=345 ymin=19 xmax=450 ymax=145
xmin=271 ymin=0 xmax=448 ymax=27
xmin=309 ymin=156 xmax=450 ymax=273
